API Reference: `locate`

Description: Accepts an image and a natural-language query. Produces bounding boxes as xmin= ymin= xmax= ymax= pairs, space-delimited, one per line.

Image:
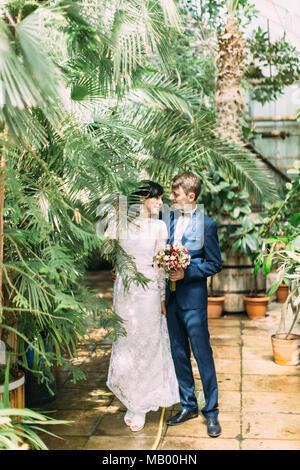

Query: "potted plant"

xmin=260 ymin=213 xmax=300 ymax=365
xmin=0 ymin=358 xmax=71 ymax=449
xmin=19 ymin=332 xmax=58 ymax=408
xmin=208 ymin=274 xmax=225 ymax=318
xmin=0 ymin=328 xmax=58 ymax=409
xmin=265 ymin=242 xmax=300 ymax=366
xmin=256 ymin=164 xmax=300 ymax=364
xmin=258 ymin=165 xmax=300 ymax=304
xmin=0 ymin=341 xmax=25 ymax=409
xmin=231 ymin=215 xmax=270 ymax=318
xmin=276 ymin=281 xmax=289 ymax=304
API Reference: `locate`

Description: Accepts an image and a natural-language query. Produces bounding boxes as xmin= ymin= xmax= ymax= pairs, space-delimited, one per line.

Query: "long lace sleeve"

xmin=154 ymin=220 xmax=168 ymax=302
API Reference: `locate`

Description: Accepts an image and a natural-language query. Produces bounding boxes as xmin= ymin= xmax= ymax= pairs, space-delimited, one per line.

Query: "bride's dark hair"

xmin=131 ymin=180 xmax=164 ymax=200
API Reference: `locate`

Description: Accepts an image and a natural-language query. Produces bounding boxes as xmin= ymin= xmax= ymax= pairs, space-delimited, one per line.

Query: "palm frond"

xmin=128 ymin=107 xmax=278 ymax=204
xmin=0 ymin=9 xmax=67 ymax=145
xmin=129 ymin=70 xmax=200 ymax=119
xmin=100 ymin=238 xmax=151 ymax=293
xmin=107 ymin=0 xmax=179 ymax=81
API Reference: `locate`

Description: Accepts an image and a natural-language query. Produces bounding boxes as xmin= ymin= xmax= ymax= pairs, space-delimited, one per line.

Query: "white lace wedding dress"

xmin=105 ymin=216 xmax=180 ymax=413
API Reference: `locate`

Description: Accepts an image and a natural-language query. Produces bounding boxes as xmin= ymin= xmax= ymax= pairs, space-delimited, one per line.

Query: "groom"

xmin=162 ymin=171 xmax=222 ymax=437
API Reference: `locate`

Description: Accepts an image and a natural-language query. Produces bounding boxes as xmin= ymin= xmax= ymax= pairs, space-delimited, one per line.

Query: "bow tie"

xmin=180 ymin=210 xmax=196 ymax=216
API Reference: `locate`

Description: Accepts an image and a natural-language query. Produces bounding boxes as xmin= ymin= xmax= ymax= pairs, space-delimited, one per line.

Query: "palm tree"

xmin=215 ymin=0 xmax=247 ymax=144
xmin=0 ymin=3 xmax=67 ymax=324
xmin=0 ymin=0 xmax=184 ymax=387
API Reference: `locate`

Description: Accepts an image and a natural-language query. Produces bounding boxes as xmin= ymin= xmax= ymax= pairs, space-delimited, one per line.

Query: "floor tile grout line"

xmin=89 ymin=402 xmax=113 ymax=438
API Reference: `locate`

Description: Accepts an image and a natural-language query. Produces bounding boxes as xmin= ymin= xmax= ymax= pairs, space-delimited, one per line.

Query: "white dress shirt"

xmin=173 ymin=207 xmax=197 ymax=245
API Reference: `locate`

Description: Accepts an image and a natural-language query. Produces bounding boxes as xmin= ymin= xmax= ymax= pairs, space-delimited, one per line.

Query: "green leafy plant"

xmin=230 ymin=214 xmax=262 ymax=296
xmin=255 ymin=161 xmax=300 ymax=283
xmin=183 ymin=0 xmax=258 ymax=32
xmin=0 ymin=356 xmax=71 ymax=450
xmin=255 ymin=163 xmax=300 ymax=334
xmin=260 ymin=227 xmax=300 ymax=336
xmin=0 ymin=365 xmax=15 ymax=385
xmin=201 ymin=168 xmax=252 ymax=262
xmin=246 ymin=27 xmax=300 ymax=104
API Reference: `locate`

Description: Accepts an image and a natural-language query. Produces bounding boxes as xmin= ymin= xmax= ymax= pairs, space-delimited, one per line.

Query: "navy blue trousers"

xmin=166 ymin=294 xmax=219 ymax=418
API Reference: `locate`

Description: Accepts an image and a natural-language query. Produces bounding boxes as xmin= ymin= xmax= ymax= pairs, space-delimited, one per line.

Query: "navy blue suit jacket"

xmin=161 ymin=209 xmax=222 ymax=310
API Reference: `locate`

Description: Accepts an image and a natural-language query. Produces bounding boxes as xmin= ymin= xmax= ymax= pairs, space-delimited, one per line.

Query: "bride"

xmin=105 ymin=181 xmax=180 ymax=432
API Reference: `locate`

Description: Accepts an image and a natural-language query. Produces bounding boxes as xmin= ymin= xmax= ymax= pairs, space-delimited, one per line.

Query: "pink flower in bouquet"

xmin=154 ymin=243 xmax=191 ymax=292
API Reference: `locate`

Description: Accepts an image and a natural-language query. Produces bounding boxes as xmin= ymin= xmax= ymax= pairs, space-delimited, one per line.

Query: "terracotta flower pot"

xmin=271 ymin=333 xmax=300 ymax=366
xmin=276 ymin=284 xmax=289 ymax=303
xmin=243 ymin=293 xmax=270 ymax=319
xmin=0 ymin=369 xmax=25 ymax=408
xmin=207 ymin=296 xmax=225 ymax=318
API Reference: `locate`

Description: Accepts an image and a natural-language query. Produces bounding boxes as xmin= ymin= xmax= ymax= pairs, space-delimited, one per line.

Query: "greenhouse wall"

xmin=247 ymin=83 xmax=300 ymax=188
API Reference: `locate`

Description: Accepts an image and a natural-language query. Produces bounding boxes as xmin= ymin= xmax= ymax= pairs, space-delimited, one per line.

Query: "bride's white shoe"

xmin=130 ymin=412 xmax=146 ymax=432
xmin=124 ymin=410 xmax=134 ymax=426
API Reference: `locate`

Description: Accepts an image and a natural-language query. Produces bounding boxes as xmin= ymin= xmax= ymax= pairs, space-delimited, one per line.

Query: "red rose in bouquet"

xmin=154 ymin=243 xmax=191 ymax=291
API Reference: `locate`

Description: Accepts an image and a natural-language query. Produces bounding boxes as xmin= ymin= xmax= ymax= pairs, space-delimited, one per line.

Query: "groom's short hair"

xmin=171 ymin=172 xmax=201 ymax=200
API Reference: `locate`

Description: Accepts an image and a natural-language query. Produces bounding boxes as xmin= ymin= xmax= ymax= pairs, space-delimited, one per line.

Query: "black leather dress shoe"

xmin=206 ymin=416 xmax=221 ymax=437
xmin=166 ymin=408 xmax=198 ymax=426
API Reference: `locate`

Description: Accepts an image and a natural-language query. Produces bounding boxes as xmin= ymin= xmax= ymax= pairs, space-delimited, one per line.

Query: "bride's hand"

xmin=161 ymin=301 xmax=167 ymax=317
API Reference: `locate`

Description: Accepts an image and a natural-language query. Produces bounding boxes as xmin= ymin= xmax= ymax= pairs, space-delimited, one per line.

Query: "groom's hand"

xmin=161 ymin=301 xmax=167 ymax=317
xmin=169 ymin=268 xmax=184 ymax=281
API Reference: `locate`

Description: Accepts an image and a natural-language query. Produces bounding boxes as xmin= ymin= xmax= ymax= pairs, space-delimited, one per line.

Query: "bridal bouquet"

xmin=154 ymin=244 xmax=191 ymax=292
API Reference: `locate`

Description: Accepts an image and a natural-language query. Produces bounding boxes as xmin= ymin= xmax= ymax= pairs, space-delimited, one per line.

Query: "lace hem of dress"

xmin=106 ymin=381 xmax=179 ymax=413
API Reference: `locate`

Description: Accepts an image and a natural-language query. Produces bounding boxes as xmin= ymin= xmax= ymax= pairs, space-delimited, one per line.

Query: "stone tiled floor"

xmin=36 ymin=271 xmax=300 ymax=450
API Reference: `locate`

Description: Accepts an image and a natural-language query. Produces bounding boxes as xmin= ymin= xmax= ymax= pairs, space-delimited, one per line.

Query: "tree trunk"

xmin=215 ymin=13 xmax=247 ymax=145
